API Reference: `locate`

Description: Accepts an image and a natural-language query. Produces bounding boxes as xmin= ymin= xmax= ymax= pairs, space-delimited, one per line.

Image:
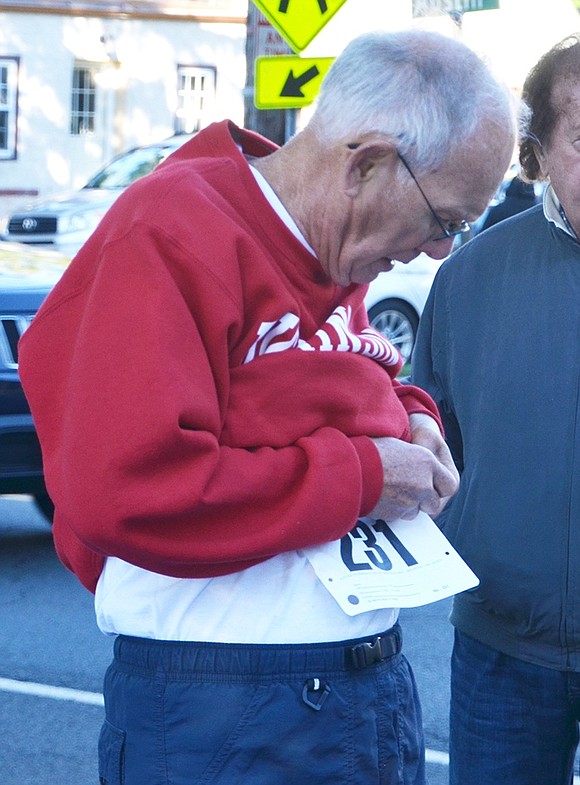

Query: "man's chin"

xmin=365 ymin=260 xmax=395 ymax=282
xmin=347 ymin=260 xmax=396 ymax=285
xmin=376 ymin=260 xmax=395 ymax=277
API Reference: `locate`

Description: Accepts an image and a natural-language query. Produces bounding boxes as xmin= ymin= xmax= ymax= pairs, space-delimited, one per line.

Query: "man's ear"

xmin=534 ymin=143 xmax=549 ymax=179
xmin=344 ymin=139 xmax=399 ymax=196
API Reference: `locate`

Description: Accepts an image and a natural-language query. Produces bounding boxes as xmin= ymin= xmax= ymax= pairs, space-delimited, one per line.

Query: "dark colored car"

xmin=0 ymin=242 xmax=69 ymax=521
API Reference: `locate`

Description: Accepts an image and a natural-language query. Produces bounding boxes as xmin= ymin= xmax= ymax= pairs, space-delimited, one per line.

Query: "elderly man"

xmin=19 ymin=29 xmax=514 ymax=785
xmin=413 ymin=34 xmax=580 ymax=785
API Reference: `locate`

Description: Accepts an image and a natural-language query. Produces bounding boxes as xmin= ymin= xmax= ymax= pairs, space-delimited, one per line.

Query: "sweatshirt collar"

xmin=248 ymin=165 xmax=317 ymax=256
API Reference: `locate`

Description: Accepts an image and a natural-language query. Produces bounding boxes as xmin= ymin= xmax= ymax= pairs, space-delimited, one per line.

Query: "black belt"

xmin=345 ymin=625 xmax=402 ymax=670
xmin=115 ymin=624 xmax=403 ymax=676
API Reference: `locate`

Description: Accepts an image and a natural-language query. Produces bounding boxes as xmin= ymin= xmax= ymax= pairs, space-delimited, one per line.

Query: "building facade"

xmin=0 ymin=0 xmax=247 ymax=215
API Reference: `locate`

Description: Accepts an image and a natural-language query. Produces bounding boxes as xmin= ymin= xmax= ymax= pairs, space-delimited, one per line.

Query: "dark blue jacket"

xmin=413 ymin=204 xmax=580 ymax=670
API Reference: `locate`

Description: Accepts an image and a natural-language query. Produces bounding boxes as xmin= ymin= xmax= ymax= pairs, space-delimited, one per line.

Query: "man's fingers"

xmin=368 ymin=435 xmax=459 ymax=522
xmin=399 ymin=508 xmax=420 ymax=521
xmin=433 ymin=463 xmax=459 ymax=499
xmin=435 ymin=446 xmax=460 ymax=484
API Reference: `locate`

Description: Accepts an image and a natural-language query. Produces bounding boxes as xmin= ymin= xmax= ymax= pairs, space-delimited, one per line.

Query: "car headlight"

xmin=59 ymin=211 xmax=106 ymax=234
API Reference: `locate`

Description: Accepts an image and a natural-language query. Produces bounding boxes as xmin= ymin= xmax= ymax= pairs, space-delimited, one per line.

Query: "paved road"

xmin=0 ymin=495 xmax=455 ymax=784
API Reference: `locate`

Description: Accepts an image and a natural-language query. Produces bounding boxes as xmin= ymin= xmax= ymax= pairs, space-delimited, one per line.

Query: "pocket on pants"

xmin=99 ymin=720 xmax=126 ymax=785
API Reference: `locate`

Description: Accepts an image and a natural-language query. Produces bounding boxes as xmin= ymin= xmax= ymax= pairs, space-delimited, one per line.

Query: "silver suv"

xmin=1 ymin=135 xmax=194 ymax=257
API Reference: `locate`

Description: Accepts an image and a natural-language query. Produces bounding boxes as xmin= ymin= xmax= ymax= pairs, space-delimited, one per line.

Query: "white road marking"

xmin=0 ymin=676 xmax=104 ymax=706
xmin=425 ymin=749 xmax=449 ymax=766
xmin=424 ymin=742 xmax=580 ymax=783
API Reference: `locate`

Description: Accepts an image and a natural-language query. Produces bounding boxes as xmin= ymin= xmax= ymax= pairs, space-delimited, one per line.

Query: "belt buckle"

xmin=347 ymin=629 xmax=400 ymax=670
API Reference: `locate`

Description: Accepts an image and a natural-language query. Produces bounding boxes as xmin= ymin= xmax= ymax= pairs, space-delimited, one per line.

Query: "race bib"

xmin=301 ymin=511 xmax=478 ymax=616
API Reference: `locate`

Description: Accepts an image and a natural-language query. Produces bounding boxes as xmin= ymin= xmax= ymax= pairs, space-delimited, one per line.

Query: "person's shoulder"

xmin=432 ymin=207 xmax=541 ymax=292
xmin=449 ymin=205 xmax=543 ymax=261
xmin=476 ymin=203 xmax=544 ymax=243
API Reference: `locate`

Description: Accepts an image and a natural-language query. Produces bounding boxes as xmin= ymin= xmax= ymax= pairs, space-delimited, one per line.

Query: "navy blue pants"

xmin=450 ymin=629 xmax=580 ymax=785
xmin=98 ymin=624 xmax=425 ymax=785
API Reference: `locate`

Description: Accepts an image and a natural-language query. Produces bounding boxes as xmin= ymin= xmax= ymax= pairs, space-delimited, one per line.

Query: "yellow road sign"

xmin=255 ymin=55 xmax=334 ymax=109
xmin=252 ymin=0 xmax=348 ymax=53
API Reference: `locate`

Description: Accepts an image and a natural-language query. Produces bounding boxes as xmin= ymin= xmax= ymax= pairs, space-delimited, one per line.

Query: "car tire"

xmin=367 ymin=298 xmax=419 ymax=366
xmin=34 ymin=492 xmax=55 ymax=523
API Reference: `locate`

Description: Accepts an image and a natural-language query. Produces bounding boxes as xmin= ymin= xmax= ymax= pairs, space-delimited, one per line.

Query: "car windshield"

xmin=84 ymin=145 xmax=174 ymax=189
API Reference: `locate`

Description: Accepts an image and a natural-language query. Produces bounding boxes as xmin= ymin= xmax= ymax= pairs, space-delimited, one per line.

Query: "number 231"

xmin=340 ymin=519 xmax=418 ymax=572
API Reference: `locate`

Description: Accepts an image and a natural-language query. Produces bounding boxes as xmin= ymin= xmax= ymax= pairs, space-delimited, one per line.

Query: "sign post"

xmin=245 ymin=6 xmax=293 ymax=144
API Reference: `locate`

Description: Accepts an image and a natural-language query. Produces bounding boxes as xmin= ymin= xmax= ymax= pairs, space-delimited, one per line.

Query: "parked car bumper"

xmin=0 ymin=412 xmax=46 ymax=495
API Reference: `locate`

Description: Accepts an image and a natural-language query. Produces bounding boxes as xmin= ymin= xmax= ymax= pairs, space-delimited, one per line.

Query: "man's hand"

xmin=408 ymin=412 xmax=459 ymax=492
xmin=368 ymin=414 xmax=459 ymax=521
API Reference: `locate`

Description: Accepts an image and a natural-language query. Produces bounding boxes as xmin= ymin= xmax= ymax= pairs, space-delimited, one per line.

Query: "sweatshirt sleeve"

xmin=347 ymin=292 xmax=443 ymax=432
xmin=18 ymin=227 xmax=384 ymax=580
xmin=392 ymin=377 xmax=444 ymax=433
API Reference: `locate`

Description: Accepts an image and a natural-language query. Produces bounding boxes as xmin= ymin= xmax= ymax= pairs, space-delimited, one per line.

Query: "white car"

xmin=365 ymin=254 xmax=444 ymax=366
xmin=0 ymin=135 xmax=195 ymax=257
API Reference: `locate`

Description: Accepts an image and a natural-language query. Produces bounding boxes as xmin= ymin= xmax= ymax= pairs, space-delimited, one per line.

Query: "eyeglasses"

xmin=397 ymin=151 xmax=470 ymax=241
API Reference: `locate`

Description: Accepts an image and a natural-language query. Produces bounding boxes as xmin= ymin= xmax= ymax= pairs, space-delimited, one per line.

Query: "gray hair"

xmin=308 ymin=29 xmax=515 ymax=173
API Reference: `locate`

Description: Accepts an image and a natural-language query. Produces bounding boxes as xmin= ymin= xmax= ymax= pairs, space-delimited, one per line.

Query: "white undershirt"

xmin=94 ymin=166 xmax=398 ymax=643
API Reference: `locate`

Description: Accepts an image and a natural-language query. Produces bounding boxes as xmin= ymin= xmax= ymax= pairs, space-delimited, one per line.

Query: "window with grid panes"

xmin=0 ymin=58 xmax=18 ymax=160
xmin=71 ymin=65 xmax=96 ymax=135
xmin=176 ymin=65 xmax=216 ymax=134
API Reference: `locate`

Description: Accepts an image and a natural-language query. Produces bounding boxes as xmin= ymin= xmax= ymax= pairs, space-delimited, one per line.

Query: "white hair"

xmin=308 ymin=29 xmax=515 ymax=173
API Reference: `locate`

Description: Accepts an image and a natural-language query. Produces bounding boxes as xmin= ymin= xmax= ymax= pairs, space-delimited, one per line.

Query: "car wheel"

xmin=34 ymin=492 xmax=55 ymax=523
xmin=367 ymin=298 xmax=419 ymax=366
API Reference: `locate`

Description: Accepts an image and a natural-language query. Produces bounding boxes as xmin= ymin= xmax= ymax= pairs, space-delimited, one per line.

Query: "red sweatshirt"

xmin=18 ymin=120 xmax=441 ymax=592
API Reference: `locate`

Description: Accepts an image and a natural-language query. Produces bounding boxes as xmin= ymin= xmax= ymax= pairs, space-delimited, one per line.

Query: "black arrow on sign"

xmin=280 ymin=65 xmax=320 ymax=98
xmin=278 ymin=0 xmax=328 ymax=13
